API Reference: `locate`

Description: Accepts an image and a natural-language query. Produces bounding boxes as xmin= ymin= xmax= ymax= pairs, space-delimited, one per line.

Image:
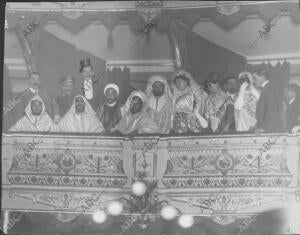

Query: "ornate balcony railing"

xmin=2 ymin=132 xmax=300 ymax=233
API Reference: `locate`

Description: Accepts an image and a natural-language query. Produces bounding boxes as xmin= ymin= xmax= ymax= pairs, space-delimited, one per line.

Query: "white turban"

xmin=104 ymin=83 xmax=119 ymax=96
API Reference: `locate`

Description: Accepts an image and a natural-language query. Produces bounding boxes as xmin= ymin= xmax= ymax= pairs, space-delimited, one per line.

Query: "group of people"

xmin=7 ymin=58 xmax=300 ymax=135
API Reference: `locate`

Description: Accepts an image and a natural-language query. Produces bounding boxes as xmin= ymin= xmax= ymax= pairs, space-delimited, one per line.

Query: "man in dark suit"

xmin=79 ymin=58 xmax=101 ymax=112
xmin=283 ymin=84 xmax=300 ymax=130
xmin=252 ymin=69 xmax=284 ymax=133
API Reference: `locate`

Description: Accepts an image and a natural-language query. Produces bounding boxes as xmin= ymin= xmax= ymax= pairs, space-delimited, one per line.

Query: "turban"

xmin=104 ymin=83 xmax=119 ymax=96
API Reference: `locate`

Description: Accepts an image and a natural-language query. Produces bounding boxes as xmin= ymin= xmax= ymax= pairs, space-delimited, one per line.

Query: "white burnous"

xmin=161 ymin=205 xmax=178 ymax=220
xmin=132 ymin=181 xmax=147 ymax=196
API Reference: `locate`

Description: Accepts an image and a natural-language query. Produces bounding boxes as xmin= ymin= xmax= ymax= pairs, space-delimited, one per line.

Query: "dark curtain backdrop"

xmin=35 ymin=29 xmax=106 ymax=98
xmin=169 ymin=21 xmax=247 ymax=86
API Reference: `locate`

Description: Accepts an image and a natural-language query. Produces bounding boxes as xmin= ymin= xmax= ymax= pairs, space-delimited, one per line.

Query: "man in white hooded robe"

xmin=145 ymin=75 xmax=173 ymax=134
xmin=9 ymin=95 xmax=58 ymax=132
xmin=113 ymin=90 xmax=159 ymax=135
xmin=59 ymin=95 xmax=104 ymax=133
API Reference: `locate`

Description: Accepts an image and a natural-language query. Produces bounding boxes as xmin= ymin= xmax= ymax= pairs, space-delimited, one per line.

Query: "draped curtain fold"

xmin=169 ymin=21 xmax=246 ymax=86
xmin=6 ymin=2 xmax=299 ymax=34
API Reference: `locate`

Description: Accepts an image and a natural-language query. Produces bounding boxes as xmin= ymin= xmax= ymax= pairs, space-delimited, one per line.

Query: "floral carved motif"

xmin=163 ymin=148 xmax=292 ymax=188
xmin=169 ymin=193 xmax=286 ymax=225
xmin=8 ymin=147 xmax=127 ymax=187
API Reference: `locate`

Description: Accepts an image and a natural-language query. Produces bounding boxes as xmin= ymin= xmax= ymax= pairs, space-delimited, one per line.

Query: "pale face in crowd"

xmin=252 ymin=73 xmax=265 ymax=89
xmin=31 ymin=100 xmax=43 ymax=116
xmin=80 ymin=66 xmax=95 ymax=81
xmin=152 ymin=81 xmax=165 ymax=97
xmin=174 ymin=76 xmax=189 ymax=91
xmin=29 ymin=73 xmax=41 ymax=90
xmin=61 ymin=80 xmax=74 ymax=95
xmin=130 ymin=96 xmax=143 ymax=114
xmin=105 ymin=88 xmax=118 ymax=104
xmin=75 ymin=96 xmax=85 ymax=113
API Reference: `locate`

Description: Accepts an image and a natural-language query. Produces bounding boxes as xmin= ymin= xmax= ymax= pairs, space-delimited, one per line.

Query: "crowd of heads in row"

xmin=6 ymin=59 xmax=300 ymax=135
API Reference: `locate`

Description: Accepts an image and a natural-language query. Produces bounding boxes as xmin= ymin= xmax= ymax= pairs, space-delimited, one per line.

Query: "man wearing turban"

xmin=9 ymin=95 xmax=58 ymax=132
xmin=59 ymin=95 xmax=104 ymax=133
xmin=145 ymin=75 xmax=173 ymax=134
xmin=97 ymin=83 xmax=123 ymax=134
xmin=112 ymin=90 xmax=159 ymax=135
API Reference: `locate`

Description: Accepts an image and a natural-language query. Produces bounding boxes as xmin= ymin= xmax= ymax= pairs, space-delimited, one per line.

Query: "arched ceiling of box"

xmin=6 ymin=2 xmax=300 ymax=34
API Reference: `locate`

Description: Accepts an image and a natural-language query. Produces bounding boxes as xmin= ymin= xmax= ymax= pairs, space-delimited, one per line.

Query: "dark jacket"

xmin=283 ymin=98 xmax=300 ymax=130
xmin=255 ymin=82 xmax=284 ymax=133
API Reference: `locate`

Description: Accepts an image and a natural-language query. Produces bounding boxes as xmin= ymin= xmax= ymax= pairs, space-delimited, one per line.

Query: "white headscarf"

xmin=172 ymin=70 xmax=208 ymax=115
xmin=59 ymin=95 xmax=104 ymax=133
xmin=104 ymin=83 xmax=120 ymax=96
xmin=146 ymin=75 xmax=172 ymax=99
xmin=145 ymin=75 xmax=173 ymax=112
xmin=9 ymin=95 xmax=57 ymax=132
xmin=120 ymin=90 xmax=146 ymax=116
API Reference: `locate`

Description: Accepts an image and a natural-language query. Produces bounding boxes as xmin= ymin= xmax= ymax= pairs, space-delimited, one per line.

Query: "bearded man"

xmin=145 ymin=75 xmax=173 ymax=134
xmin=59 ymin=95 xmax=104 ymax=133
xmin=9 ymin=95 xmax=58 ymax=132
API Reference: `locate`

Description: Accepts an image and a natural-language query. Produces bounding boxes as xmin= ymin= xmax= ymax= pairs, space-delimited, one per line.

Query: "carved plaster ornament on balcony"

xmin=55 ymin=2 xmax=89 ymax=19
xmin=162 ymin=144 xmax=293 ymax=188
xmin=8 ymin=191 xmax=113 ymax=222
xmin=215 ymin=149 xmax=234 ymax=175
xmin=135 ymin=0 xmax=164 ymax=23
xmin=169 ymin=193 xmax=286 ymax=225
xmin=8 ymin=147 xmax=127 ymax=187
xmin=216 ymin=1 xmax=241 ymax=16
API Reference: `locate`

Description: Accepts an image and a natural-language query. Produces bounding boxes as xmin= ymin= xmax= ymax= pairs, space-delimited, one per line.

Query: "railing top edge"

xmin=2 ymin=132 xmax=299 ymax=140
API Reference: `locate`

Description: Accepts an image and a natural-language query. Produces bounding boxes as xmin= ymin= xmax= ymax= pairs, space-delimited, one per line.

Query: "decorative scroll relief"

xmin=162 ymin=147 xmax=292 ymax=188
xmin=169 ymin=193 xmax=287 ymax=225
xmin=8 ymin=145 xmax=127 ymax=187
xmin=8 ymin=191 xmax=115 ymax=222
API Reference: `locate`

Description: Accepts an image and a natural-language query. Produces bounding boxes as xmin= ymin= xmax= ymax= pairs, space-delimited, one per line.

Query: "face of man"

xmin=105 ymin=88 xmax=118 ymax=104
xmin=152 ymin=81 xmax=165 ymax=97
xmin=75 ymin=96 xmax=85 ymax=113
xmin=61 ymin=81 xmax=73 ymax=95
xmin=31 ymin=100 xmax=43 ymax=116
xmin=130 ymin=96 xmax=143 ymax=114
xmin=225 ymin=78 xmax=239 ymax=94
xmin=80 ymin=66 xmax=94 ymax=81
xmin=208 ymin=82 xmax=219 ymax=94
xmin=252 ymin=73 xmax=265 ymax=89
xmin=30 ymin=73 xmax=41 ymax=90
xmin=175 ymin=77 xmax=188 ymax=91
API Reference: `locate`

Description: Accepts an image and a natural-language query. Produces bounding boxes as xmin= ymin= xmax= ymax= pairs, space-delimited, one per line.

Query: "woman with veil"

xmin=171 ymin=70 xmax=208 ymax=134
